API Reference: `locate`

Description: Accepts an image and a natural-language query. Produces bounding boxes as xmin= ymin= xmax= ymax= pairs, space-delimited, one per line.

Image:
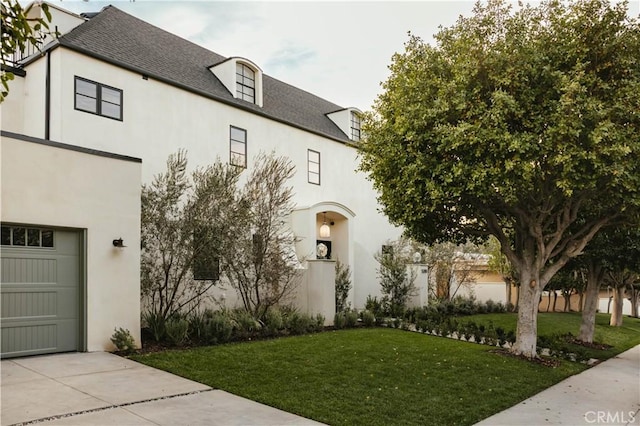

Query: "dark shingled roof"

xmin=59 ymin=6 xmax=351 ymax=142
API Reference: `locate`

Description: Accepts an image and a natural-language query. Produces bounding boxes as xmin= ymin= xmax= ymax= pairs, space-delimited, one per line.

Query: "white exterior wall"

xmin=0 ymin=134 xmax=142 ymax=351
xmin=7 ymin=47 xmax=402 ymax=310
xmin=456 ymin=282 xmax=508 ymax=304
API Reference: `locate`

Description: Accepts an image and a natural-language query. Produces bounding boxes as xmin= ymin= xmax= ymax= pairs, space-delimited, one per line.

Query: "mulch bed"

xmin=565 ymin=337 xmax=612 ymax=350
xmin=489 ymin=348 xmax=562 ymax=368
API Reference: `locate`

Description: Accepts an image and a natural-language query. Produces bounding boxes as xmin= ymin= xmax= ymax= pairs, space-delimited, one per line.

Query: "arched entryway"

xmin=290 ymin=202 xmax=355 ymax=324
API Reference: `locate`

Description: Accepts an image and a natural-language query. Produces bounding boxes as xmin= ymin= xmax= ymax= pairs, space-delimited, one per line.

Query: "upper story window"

xmin=230 ymin=126 xmax=247 ymax=168
xmin=350 ymin=112 xmax=361 ymax=141
xmin=308 ymin=149 xmax=320 ymax=185
xmin=209 ymin=57 xmax=264 ymax=107
xmin=74 ymin=76 xmax=123 ymax=121
xmin=326 ymin=108 xmax=363 ymax=142
xmin=236 ymin=63 xmax=256 ymax=103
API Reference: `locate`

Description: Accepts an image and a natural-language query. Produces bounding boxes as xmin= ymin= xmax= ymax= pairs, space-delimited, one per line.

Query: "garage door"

xmin=1 ymin=226 xmax=82 ymax=358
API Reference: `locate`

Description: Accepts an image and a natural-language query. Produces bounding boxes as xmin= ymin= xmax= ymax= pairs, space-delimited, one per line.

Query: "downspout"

xmin=45 ymin=49 xmax=51 ymax=140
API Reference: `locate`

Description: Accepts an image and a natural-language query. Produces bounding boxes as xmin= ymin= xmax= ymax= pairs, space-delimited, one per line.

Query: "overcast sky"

xmin=50 ymin=1 xmax=638 ymax=111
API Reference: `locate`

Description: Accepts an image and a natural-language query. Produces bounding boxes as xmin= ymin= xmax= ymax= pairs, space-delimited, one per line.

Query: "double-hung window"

xmin=308 ymin=149 xmax=320 ymax=185
xmin=230 ymin=126 xmax=247 ymax=168
xmin=236 ymin=63 xmax=255 ymax=103
xmin=74 ymin=76 xmax=123 ymax=120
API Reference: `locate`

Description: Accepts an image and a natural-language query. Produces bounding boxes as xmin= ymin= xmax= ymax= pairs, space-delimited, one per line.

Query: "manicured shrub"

xmin=345 ymin=310 xmax=359 ymax=328
xmin=263 ymin=307 xmax=284 ymax=336
xmin=361 ymin=310 xmax=376 ymax=327
xmin=188 ymin=310 xmax=208 ymax=342
xmin=165 ymin=317 xmax=189 ymax=346
xmin=232 ymin=309 xmax=261 ymax=339
xmin=205 ymin=311 xmax=234 ymax=344
xmin=142 ymin=311 xmax=166 ymax=342
xmin=111 ymin=327 xmax=136 ymax=354
xmin=365 ymin=295 xmax=384 ymax=318
xmin=287 ymin=311 xmax=316 ymax=335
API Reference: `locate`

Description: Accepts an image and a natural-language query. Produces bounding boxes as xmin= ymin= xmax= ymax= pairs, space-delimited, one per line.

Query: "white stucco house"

xmin=1 ymin=3 xmax=402 ymax=357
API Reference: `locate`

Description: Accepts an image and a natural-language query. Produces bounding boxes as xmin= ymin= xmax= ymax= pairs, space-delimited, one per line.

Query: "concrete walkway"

xmin=1 ymin=352 xmax=323 ymax=426
xmin=476 ymin=344 xmax=640 ymax=425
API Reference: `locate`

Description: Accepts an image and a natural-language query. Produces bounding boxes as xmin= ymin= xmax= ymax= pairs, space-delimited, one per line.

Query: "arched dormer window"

xmin=236 ymin=62 xmax=255 ymax=103
xmin=326 ymin=107 xmax=363 ymax=142
xmin=209 ymin=57 xmax=263 ymax=107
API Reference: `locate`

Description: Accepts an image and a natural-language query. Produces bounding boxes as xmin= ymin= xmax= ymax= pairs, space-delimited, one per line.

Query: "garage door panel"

xmin=1 ymin=257 xmax=57 ymax=284
xmin=1 ymin=227 xmax=81 ymax=359
xmin=1 ymin=289 xmax=57 ymax=319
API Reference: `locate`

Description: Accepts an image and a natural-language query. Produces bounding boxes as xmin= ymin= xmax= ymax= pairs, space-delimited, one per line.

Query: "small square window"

xmin=42 ymin=230 xmax=54 ymax=247
xmin=27 ymin=228 xmax=40 ymax=247
xmin=12 ymin=228 xmax=26 ymax=246
xmin=193 ymin=229 xmax=220 ymax=281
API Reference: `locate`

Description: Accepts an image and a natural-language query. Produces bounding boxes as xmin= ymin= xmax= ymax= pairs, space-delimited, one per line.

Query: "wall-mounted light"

xmin=319 ymin=212 xmax=331 ymax=238
xmin=112 ymin=238 xmax=126 ymax=248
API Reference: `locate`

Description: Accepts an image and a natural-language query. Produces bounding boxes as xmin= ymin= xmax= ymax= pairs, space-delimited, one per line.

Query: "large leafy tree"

xmin=360 ymin=0 xmax=640 ymax=357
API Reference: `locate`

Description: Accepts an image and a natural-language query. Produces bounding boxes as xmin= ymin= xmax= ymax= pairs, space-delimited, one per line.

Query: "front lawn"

xmin=132 ymin=328 xmax=586 ymax=425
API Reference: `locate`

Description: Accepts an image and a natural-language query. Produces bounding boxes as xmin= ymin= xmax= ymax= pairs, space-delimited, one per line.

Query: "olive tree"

xmin=221 ymin=153 xmax=302 ymax=321
xmin=141 ymin=151 xmax=241 ymax=322
xmin=360 ymin=0 xmax=640 ymax=357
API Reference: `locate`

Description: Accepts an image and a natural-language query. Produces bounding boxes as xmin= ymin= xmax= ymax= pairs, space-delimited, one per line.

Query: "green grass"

xmin=132 ymin=328 xmax=588 ymax=425
xmin=462 ymin=312 xmax=640 ymax=359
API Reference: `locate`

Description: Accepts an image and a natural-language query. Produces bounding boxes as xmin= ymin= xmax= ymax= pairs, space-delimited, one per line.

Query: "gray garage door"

xmin=1 ymin=226 xmax=82 ymax=358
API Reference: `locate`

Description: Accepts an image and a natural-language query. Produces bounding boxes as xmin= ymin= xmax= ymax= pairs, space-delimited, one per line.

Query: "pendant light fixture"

xmin=319 ymin=212 xmax=331 ymax=238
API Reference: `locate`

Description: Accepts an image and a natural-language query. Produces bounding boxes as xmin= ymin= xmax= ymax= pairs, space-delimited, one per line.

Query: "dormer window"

xmin=350 ymin=112 xmax=361 ymax=141
xmin=236 ymin=63 xmax=255 ymax=103
xmin=326 ymin=107 xmax=363 ymax=142
xmin=209 ymin=57 xmax=263 ymax=107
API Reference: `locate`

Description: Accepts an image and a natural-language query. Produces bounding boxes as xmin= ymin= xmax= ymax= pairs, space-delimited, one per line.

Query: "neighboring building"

xmin=1 ymin=3 xmax=401 ymax=356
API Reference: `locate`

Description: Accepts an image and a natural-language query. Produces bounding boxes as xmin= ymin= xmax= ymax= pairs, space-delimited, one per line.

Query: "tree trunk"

xmin=552 ymin=291 xmax=558 ymax=312
xmin=505 ymin=280 xmax=512 ymax=308
xmin=629 ymin=286 xmax=639 ymax=318
xmin=546 ymin=292 xmax=551 ymax=312
xmin=514 ymin=284 xmax=520 ymax=311
xmin=578 ymin=291 xmax=584 ymax=312
xmin=563 ymin=290 xmax=571 ymax=312
xmin=610 ymin=286 xmax=624 ymax=326
xmin=578 ymin=264 xmax=601 ymax=343
xmin=512 ymin=269 xmax=542 ymax=358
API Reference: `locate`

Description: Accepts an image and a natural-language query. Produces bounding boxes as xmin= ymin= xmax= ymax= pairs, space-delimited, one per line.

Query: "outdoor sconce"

xmin=112 ymin=238 xmax=126 ymax=248
xmin=319 ymin=212 xmax=331 ymax=238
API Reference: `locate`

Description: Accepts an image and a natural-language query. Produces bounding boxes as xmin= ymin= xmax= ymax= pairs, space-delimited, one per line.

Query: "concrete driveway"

xmin=1 ymin=352 xmax=323 ymax=426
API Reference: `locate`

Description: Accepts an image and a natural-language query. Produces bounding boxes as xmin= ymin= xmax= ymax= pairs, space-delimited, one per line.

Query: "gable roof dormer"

xmin=326 ymin=108 xmax=362 ymax=142
xmin=209 ymin=57 xmax=264 ymax=107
